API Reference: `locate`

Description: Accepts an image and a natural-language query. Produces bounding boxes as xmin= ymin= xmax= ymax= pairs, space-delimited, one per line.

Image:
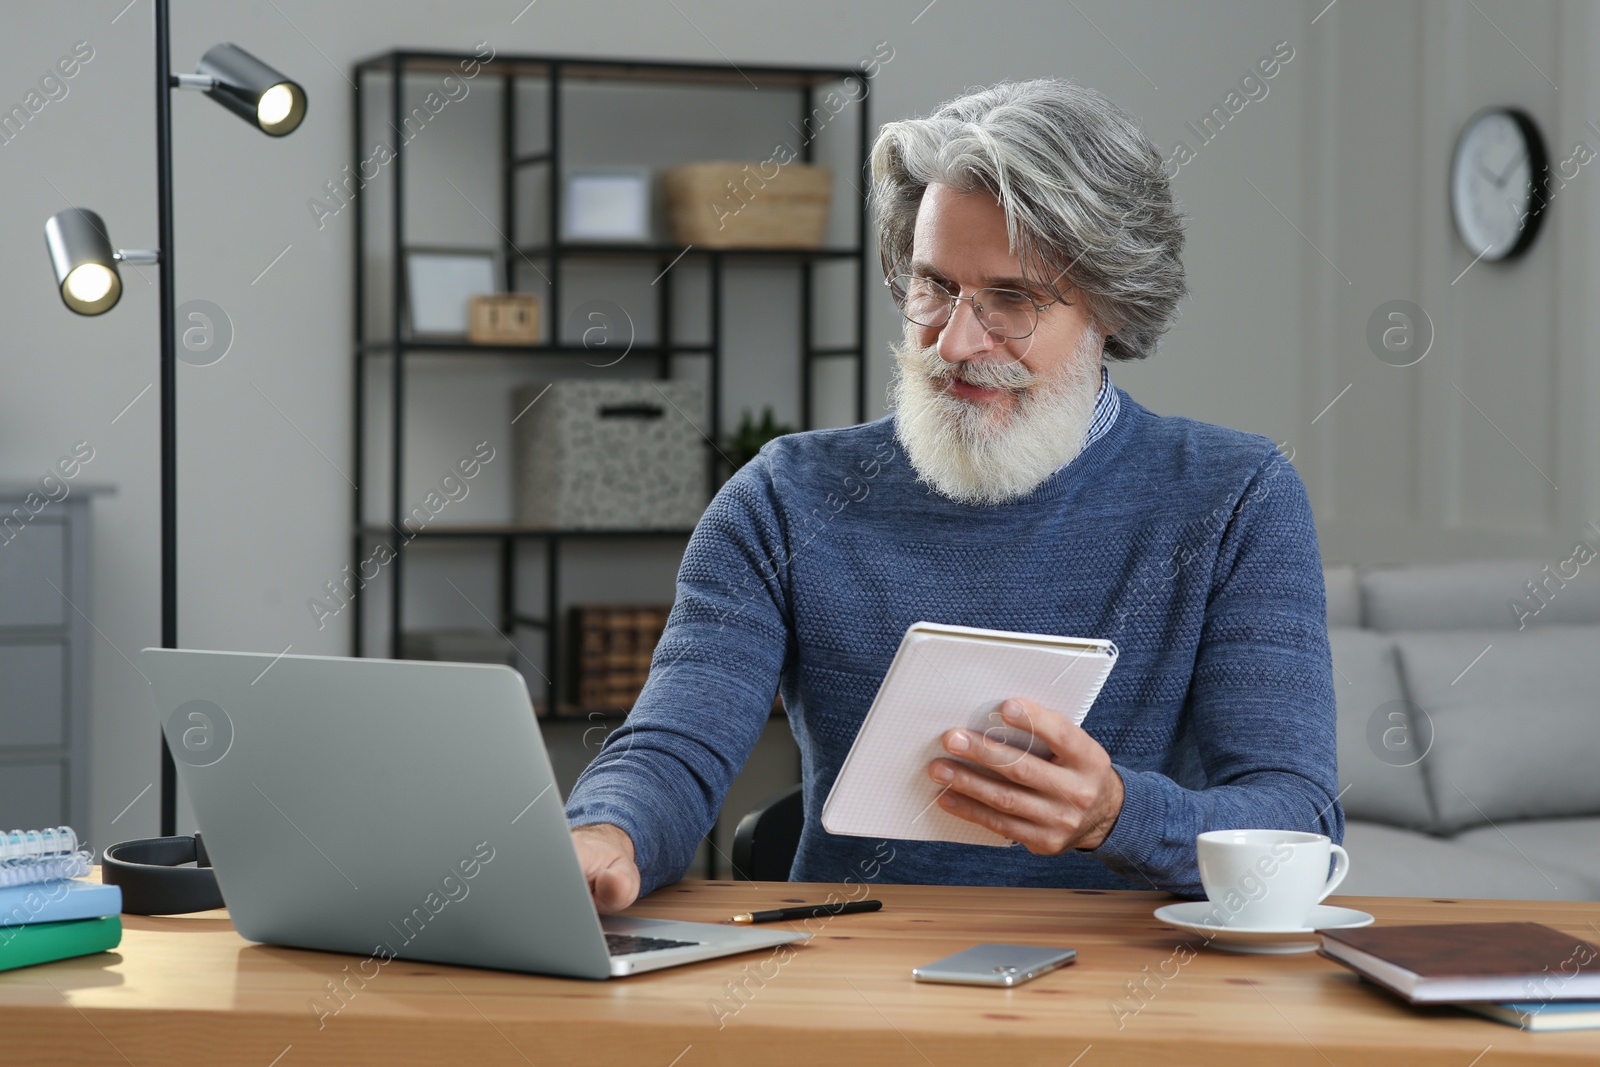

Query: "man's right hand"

xmin=571 ymin=823 xmax=641 ymax=914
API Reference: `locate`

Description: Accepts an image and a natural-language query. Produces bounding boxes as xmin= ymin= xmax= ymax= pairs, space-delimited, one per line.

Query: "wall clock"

xmin=1449 ymin=106 xmax=1548 ymax=262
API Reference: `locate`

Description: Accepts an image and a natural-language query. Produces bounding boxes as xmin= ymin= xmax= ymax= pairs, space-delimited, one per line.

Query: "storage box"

xmin=512 ymin=378 xmax=707 ymax=529
xmin=567 ymin=604 xmax=672 ymax=712
xmin=468 ymin=294 xmax=540 ymax=344
xmin=662 ymin=161 xmax=832 ymax=248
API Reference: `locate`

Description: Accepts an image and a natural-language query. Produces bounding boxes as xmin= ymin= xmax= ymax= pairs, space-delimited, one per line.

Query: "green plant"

xmin=723 ymin=405 xmax=795 ymax=470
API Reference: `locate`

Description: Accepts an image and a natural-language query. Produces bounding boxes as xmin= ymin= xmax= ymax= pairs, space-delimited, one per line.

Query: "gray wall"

xmin=1 ymin=1 xmax=1595 ymax=859
xmin=1299 ymin=1 xmax=1600 ymax=562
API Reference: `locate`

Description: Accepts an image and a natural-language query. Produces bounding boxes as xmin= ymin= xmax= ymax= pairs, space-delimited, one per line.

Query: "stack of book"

xmin=0 ymin=826 xmax=122 ymax=973
xmin=1321 ymin=922 xmax=1600 ymax=1031
xmin=569 ymin=604 xmax=672 ymax=713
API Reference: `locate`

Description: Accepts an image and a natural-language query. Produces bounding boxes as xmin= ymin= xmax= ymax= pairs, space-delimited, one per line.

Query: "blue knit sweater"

xmin=564 ymin=386 xmax=1343 ymax=897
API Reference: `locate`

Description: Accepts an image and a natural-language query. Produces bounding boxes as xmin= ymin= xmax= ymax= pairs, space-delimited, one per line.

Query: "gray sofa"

xmin=1325 ymin=556 xmax=1600 ymax=900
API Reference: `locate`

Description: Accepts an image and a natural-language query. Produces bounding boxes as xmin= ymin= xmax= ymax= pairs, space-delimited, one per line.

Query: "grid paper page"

xmin=822 ymin=627 xmax=1117 ymax=847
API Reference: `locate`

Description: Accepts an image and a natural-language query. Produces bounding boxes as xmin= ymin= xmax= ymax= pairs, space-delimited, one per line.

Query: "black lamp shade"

xmin=45 ymin=208 xmax=123 ymax=315
xmin=196 ymin=43 xmax=306 ymax=136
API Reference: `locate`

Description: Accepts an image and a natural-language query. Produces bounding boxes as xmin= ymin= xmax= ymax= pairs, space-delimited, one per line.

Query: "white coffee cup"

xmin=1195 ymin=829 xmax=1350 ymax=930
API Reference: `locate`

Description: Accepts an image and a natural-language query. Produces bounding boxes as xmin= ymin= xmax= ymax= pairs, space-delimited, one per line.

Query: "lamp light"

xmin=194 ymin=43 xmax=306 ymax=136
xmin=45 ymin=209 xmax=123 ymax=315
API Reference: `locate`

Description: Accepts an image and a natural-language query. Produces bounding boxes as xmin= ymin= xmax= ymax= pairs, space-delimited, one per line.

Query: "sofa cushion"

xmin=1339 ymin=821 xmax=1599 ymax=900
xmin=1451 ymin=818 xmax=1600 ymax=901
xmin=1324 ymin=564 xmax=1361 ymax=627
xmin=1392 ymin=626 xmax=1600 ymax=833
xmin=1328 ymin=628 xmax=1436 ymax=831
xmin=1361 ymin=553 xmax=1600 ymax=631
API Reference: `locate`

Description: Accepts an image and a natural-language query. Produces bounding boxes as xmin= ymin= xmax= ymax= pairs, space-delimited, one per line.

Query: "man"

xmin=566 ymin=78 xmax=1340 ymax=913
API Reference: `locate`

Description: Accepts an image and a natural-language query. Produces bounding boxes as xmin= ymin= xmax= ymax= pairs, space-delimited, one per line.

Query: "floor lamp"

xmin=42 ymin=0 xmax=306 ymax=838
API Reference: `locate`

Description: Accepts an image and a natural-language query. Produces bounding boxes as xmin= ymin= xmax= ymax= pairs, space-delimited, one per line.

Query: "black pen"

xmin=729 ymin=899 xmax=884 ymax=924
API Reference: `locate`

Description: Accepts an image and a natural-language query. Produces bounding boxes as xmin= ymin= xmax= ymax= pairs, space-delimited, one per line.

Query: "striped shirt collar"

xmin=1084 ymin=363 xmax=1119 ymax=446
xmin=1056 ymin=364 xmax=1118 ymax=471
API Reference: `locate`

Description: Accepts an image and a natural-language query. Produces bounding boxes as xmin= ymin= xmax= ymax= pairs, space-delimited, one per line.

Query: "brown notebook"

xmin=1320 ymin=923 xmax=1600 ymax=1003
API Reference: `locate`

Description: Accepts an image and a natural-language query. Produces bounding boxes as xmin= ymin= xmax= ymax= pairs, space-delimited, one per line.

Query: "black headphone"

xmin=102 ymin=834 xmax=224 ymax=915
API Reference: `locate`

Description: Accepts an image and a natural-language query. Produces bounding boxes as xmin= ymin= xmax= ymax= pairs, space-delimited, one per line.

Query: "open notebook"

xmin=821 ymin=621 xmax=1118 ymax=847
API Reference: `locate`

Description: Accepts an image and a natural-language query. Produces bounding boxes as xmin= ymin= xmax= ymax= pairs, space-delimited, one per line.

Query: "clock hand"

xmin=1477 ymin=162 xmax=1502 ymax=187
xmin=1492 ymin=150 xmax=1527 ymax=188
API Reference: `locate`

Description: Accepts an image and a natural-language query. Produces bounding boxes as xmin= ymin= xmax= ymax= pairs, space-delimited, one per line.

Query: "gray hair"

xmin=869 ymin=78 xmax=1187 ymax=362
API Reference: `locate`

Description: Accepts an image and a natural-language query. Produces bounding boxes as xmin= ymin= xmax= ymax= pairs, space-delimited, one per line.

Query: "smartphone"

xmin=911 ymin=943 xmax=1078 ymax=987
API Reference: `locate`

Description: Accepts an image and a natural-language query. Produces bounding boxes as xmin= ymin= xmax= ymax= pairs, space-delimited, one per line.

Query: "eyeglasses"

xmin=886 ymin=272 xmax=1066 ymax=340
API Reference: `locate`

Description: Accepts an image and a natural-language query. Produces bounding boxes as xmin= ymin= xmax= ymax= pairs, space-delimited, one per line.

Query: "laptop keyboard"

xmin=605 ymin=932 xmax=701 ymax=957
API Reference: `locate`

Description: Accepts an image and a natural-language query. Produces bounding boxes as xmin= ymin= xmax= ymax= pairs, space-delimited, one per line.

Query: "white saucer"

xmin=1152 ymin=902 xmax=1375 ymax=955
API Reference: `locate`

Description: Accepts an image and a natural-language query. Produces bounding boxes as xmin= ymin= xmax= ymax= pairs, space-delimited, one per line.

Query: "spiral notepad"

xmin=821 ymin=621 xmax=1118 ymax=847
xmin=0 ymin=826 xmax=91 ymax=888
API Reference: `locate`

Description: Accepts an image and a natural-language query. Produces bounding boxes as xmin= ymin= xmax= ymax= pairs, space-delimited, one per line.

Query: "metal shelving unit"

xmin=350 ymin=50 xmax=870 ymax=715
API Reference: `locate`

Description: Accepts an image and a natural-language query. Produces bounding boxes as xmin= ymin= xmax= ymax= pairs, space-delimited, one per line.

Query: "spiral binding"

xmin=0 ymin=828 xmax=90 ymax=889
xmin=0 ymin=826 xmax=80 ymax=865
xmin=0 ymin=852 xmax=92 ymax=888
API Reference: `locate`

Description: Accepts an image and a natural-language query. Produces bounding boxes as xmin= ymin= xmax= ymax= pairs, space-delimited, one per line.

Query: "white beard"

xmin=886 ymin=326 xmax=1105 ymax=506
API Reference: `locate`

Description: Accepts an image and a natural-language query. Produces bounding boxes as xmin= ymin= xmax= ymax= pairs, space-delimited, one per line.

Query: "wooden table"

xmin=3 ymin=880 xmax=1598 ymax=1065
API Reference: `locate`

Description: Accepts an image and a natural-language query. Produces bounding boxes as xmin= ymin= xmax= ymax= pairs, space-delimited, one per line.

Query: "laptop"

xmin=138 ymin=647 xmax=808 ymax=978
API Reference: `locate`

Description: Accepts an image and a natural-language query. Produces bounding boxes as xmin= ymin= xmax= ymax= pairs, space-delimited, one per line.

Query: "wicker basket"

xmin=662 ymin=161 xmax=832 ymax=248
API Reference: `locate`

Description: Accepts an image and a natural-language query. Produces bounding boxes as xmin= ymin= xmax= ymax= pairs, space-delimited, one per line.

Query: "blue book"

xmin=1463 ymin=1000 xmax=1600 ymax=1031
xmin=0 ymin=879 xmax=121 ymax=927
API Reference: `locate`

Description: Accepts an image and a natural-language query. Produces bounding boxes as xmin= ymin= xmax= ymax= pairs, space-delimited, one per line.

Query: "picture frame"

xmin=404 ymin=249 xmax=500 ymax=339
xmin=562 ymin=167 xmax=653 ymax=243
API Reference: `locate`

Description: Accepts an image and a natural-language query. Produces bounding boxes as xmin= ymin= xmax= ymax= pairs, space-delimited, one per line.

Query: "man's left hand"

xmin=927 ymin=696 xmax=1125 ymax=853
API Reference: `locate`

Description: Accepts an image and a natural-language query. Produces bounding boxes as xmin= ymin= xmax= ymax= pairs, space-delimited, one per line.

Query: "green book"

xmin=0 ymin=915 xmax=122 ymax=973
